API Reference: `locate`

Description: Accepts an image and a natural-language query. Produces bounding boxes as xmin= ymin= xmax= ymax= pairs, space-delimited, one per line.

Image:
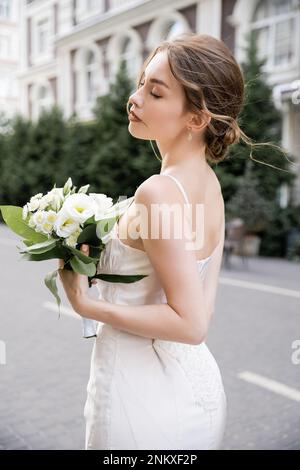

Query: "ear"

xmin=187 ymin=111 xmax=211 ymax=132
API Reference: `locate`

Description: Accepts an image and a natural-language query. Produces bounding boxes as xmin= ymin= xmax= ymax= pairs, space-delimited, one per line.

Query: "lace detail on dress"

xmin=153 ymin=339 xmax=225 ymax=412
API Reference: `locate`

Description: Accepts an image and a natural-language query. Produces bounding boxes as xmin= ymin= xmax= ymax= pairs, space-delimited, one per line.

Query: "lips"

xmin=129 ymin=110 xmax=142 ymax=122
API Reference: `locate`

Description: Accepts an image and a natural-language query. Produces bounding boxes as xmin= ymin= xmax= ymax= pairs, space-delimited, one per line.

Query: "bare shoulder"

xmin=135 ymin=174 xmax=185 ymax=204
xmin=206 ymin=165 xmax=222 ymax=196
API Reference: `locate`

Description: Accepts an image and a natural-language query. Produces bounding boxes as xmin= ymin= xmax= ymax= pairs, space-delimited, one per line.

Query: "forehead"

xmin=144 ymin=50 xmax=179 ymax=90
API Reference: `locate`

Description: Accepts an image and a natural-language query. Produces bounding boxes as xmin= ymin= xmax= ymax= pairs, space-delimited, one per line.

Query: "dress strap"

xmin=162 ymin=174 xmax=190 ymax=207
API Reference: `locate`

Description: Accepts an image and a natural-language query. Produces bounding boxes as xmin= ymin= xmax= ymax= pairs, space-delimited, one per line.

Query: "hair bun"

xmin=224 ymin=125 xmax=240 ymax=146
xmin=205 ymin=121 xmax=241 ymax=163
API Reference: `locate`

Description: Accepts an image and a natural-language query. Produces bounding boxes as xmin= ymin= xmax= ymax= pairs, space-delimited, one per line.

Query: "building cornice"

xmin=18 ymin=60 xmax=57 ymax=80
xmin=55 ymin=0 xmax=198 ymax=47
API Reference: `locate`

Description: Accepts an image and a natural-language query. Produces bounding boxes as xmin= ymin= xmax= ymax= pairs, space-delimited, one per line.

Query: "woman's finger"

xmin=58 ymin=258 xmax=64 ymax=269
xmin=80 ymin=244 xmax=89 ymax=256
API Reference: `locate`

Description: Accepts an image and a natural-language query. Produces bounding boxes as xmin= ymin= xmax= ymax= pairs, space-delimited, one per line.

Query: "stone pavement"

xmin=0 ymin=224 xmax=299 ymax=450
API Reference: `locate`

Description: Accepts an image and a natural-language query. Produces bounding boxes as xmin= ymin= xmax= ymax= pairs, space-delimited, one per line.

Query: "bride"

xmin=58 ymin=33 xmax=246 ymax=450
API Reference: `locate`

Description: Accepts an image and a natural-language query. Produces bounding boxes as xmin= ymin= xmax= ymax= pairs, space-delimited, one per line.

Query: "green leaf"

xmin=69 ymin=255 xmax=96 ymax=276
xmin=83 ymin=215 xmax=95 ymax=225
xmin=87 ymin=245 xmax=102 ymax=260
xmin=19 ymin=245 xmax=66 ymax=261
xmin=92 ymin=273 xmax=148 ymax=283
xmin=44 ymin=269 xmax=61 ymax=317
xmin=22 ymin=239 xmax=38 ymax=247
xmin=67 ymin=245 xmax=98 ymax=264
xmin=21 ymin=238 xmax=57 ymax=254
xmin=77 ymin=223 xmax=100 ymax=246
xmin=0 ymin=206 xmax=48 ymax=243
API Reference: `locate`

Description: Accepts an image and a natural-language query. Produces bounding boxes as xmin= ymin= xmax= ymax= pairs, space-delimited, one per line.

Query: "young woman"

xmin=58 ymin=33 xmax=246 ymax=450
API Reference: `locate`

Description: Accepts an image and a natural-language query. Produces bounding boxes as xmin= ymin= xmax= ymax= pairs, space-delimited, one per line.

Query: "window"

xmin=85 ymin=50 xmax=98 ymax=103
xmin=120 ymin=37 xmax=132 ymax=72
xmin=76 ymin=0 xmax=103 ymax=22
xmin=251 ymin=0 xmax=299 ymax=68
xmin=274 ymin=18 xmax=294 ymax=65
xmin=36 ymin=84 xmax=52 ymax=116
xmin=120 ymin=36 xmax=139 ymax=78
xmin=86 ymin=0 xmax=97 ymax=9
xmin=0 ymin=0 xmax=10 ymax=20
xmin=0 ymin=71 xmax=15 ymax=98
xmin=254 ymin=26 xmax=269 ymax=63
xmin=0 ymin=35 xmax=10 ymax=59
xmin=164 ymin=20 xmax=186 ymax=40
xmin=37 ymin=18 xmax=50 ymax=55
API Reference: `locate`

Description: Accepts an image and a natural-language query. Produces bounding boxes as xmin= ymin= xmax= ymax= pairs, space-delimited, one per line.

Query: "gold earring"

xmin=187 ymin=128 xmax=193 ymax=142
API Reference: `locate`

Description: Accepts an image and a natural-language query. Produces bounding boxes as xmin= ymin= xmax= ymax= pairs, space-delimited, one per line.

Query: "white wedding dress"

xmin=84 ymin=174 xmax=227 ymax=450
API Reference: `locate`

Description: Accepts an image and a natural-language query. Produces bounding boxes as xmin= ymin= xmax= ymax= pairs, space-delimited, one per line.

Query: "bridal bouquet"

xmin=0 ymin=178 xmax=147 ymax=337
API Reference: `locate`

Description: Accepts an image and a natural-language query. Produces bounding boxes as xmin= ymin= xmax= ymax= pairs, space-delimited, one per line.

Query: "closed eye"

xmin=138 ymin=81 xmax=162 ymax=99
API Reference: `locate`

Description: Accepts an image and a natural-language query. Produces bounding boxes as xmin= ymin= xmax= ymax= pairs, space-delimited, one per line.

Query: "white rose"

xmin=89 ymin=193 xmax=114 ymax=222
xmin=61 ymin=193 xmax=95 ymax=223
xmin=53 ymin=209 xmax=80 ymax=238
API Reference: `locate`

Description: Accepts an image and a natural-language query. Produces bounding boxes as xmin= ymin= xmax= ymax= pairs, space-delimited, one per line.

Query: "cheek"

xmin=153 ymin=104 xmax=183 ymax=133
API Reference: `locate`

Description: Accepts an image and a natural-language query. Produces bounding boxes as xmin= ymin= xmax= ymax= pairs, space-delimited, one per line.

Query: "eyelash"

xmin=138 ymin=81 xmax=162 ymax=99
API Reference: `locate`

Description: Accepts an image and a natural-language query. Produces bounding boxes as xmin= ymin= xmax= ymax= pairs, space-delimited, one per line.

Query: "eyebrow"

xmin=141 ymin=73 xmax=170 ymax=90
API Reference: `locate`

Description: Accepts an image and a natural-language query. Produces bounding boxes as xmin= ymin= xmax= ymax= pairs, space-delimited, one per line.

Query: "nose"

xmin=128 ymin=87 xmax=143 ymax=114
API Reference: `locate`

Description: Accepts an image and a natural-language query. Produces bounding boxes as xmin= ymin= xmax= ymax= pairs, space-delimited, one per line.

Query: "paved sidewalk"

xmin=0 ymin=224 xmax=299 ymax=450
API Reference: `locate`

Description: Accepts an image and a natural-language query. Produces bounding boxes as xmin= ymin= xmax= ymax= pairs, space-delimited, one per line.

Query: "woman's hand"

xmin=58 ymin=244 xmax=91 ymax=314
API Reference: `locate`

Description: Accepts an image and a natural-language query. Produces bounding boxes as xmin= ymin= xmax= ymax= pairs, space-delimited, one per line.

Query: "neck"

xmin=156 ymin=138 xmax=207 ymax=175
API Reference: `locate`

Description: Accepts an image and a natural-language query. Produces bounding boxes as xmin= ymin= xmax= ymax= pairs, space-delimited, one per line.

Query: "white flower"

xmin=38 ymin=194 xmax=52 ymax=211
xmin=78 ymin=184 xmax=90 ymax=194
xmin=31 ymin=193 xmax=43 ymax=201
xmin=26 ymin=193 xmax=44 ymax=212
xmin=28 ymin=198 xmax=40 ymax=212
xmin=89 ymin=193 xmax=114 ymax=222
xmin=65 ymin=227 xmax=83 ymax=248
xmin=61 ymin=193 xmax=95 ymax=223
xmin=35 ymin=188 xmax=64 ymax=212
xmin=22 ymin=204 xmax=29 ymax=220
xmin=48 ymin=188 xmax=65 ymax=212
xmin=31 ymin=210 xmax=50 ymax=234
xmin=63 ymin=177 xmax=73 ymax=196
xmin=97 ymin=196 xmax=134 ymax=222
xmin=32 ymin=210 xmax=46 ymax=227
xmin=53 ymin=210 xmax=80 ymax=238
xmin=36 ymin=210 xmax=58 ymax=235
xmin=45 ymin=210 xmax=57 ymax=225
xmin=28 ymin=215 xmax=36 ymax=228
xmin=40 ymin=221 xmax=54 ymax=235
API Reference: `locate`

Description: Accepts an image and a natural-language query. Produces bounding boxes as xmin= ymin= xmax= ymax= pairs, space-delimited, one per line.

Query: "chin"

xmin=128 ymin=125 xmax=152 ymax=141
